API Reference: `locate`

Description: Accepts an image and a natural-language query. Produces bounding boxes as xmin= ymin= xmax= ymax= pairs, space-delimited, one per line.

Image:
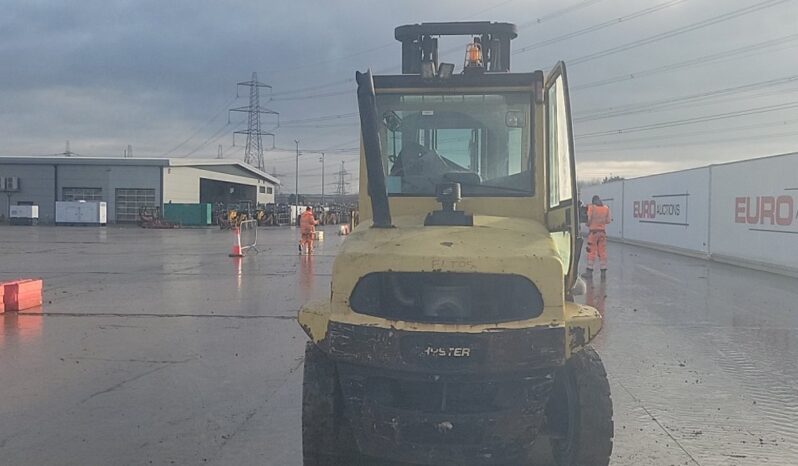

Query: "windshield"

xmin=377 ymin=92 xmax=533 ymax=196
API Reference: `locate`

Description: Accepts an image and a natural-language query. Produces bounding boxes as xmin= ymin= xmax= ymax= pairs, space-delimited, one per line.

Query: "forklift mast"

xmin=394 ymin=21 xmax=518 ymax=74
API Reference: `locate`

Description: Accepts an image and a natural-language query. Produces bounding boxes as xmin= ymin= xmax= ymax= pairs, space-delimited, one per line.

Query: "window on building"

xmin=267 ymin=187 xmax=273 ymax=194
xmin=63 ymin=187 xmax=103 ymax=201
xmin=259 ymin=186 xmax=266 ymax=194
xmin=115 ymin=188 xmax=155 ymax=222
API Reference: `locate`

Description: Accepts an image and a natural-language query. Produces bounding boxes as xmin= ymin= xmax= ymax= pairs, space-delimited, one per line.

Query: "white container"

xmin=290 ymin=205 xmax=309 ymax=225
xmin=10 ymin=205 xmax=39 ymax=219
xmin=55 ymin=201 xmax=107 ymax=225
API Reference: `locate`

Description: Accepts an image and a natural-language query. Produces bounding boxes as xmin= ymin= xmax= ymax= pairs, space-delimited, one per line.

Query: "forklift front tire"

xmin=302 ymin=342 xmax=361 ymax=466
xmin=546 ymin=345 xmax=614 ymax=466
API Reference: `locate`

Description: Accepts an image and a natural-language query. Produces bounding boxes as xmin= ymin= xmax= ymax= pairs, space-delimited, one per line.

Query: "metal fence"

xmin=239 ymin=219 xmax=259 ymax=254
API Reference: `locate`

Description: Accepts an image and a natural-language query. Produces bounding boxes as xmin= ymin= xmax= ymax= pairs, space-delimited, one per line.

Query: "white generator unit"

xmin=9 ymin=205 xmax=39 ymax=225
xmin=55 ymin=201 xmax=107 ymax=226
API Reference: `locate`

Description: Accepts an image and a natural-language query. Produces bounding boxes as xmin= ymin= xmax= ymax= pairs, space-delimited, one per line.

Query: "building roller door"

xmin=115 ymin=188 xmax=155 ymax=222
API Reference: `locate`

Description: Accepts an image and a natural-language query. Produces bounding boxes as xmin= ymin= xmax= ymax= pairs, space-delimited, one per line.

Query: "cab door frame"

xmin=544 ymin=61 xmax=580 ymax=290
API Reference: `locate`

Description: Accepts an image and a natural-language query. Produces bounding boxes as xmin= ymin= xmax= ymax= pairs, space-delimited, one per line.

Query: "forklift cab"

xmin=358 ymin=21 xmax=580 ymax=291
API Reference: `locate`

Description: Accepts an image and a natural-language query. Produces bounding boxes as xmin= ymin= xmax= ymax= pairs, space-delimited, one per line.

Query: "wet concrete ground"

xmin=0 ymin=225 xmax=796 ymax=465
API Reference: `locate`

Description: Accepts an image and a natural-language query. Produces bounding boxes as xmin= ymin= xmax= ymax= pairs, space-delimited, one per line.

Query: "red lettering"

xmin=633 ymin=201 xmax=640 ymax=218
xmin=746 ymin=196 xmax=760 ymax=224
xmin=735 ymin=197 xmax=746 ymax=223
xmin=776 ymin=195 xmax=794 ymax=226
xmin=642 ymin=200 xmax=655 ymax=219
xmin=760 ymin=196 xmax=776 ymax=225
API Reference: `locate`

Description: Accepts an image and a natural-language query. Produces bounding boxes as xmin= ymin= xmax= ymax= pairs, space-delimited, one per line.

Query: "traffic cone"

xmin=229 ymin=227 xmax=244 ymax=257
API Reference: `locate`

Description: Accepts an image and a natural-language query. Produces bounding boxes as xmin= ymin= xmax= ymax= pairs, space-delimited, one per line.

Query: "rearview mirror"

xmin=505 ymin=111 xmax=526 ymax=128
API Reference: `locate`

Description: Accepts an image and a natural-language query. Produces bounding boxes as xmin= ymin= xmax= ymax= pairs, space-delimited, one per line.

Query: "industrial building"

xmin=0 ymin=157 xmax=280 ymax=224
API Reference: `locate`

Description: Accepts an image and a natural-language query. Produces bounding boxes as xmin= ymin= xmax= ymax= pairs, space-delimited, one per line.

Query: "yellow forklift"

xmin=299 ymin=22 xmax=612 ymax=465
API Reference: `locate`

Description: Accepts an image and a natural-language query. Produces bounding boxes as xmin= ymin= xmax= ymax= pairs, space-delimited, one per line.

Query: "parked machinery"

xmin=138 ymin=206 xmax=178 ymax=229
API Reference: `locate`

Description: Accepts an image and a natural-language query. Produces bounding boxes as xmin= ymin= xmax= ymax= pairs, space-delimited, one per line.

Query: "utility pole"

xmin=229 ymin=72 xmax=279 ymax=171
xmin=295 ymin=139 xmax=300 ymax=223
xmin=319 ymin=152 xmax=325 ymax=205
xmin=217 ymin=144 xmax=223 ymax=159
xmin=64 ymin=141 xmax=74 ymax=157
xmin=127 ymin=144 xmax=133 ymax=158
xmin=335 ymin=161 xmax=350 ymax=202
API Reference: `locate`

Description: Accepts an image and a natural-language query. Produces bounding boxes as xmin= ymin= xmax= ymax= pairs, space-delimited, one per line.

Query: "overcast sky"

xmin=2 ymin=0 xmax=797 ymax=190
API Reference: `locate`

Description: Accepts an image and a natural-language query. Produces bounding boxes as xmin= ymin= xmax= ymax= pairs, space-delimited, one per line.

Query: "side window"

xmin=547 ymin=75 xmax=573 ymax=208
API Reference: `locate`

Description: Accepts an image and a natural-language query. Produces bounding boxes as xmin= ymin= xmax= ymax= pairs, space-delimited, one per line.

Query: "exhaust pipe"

xmin=356 ymin=70 xmax=393 ymax=228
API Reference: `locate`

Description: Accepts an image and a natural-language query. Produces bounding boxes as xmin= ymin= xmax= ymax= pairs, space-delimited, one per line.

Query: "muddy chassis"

xmin=302 ymin=322 xmax=613 ymax=466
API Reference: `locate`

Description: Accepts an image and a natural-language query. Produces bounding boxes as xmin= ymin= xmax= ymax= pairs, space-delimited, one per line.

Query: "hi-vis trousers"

xmin=586 ymin=230 xmax=608 ymax=270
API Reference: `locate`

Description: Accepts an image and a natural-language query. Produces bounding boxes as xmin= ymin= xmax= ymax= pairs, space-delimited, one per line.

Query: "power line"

xmin=572 ymin=32 xmax=798 ymax=91
xmin=271 ymin=89 xmax=352 ymax=102
xmin=517 ymin=0 xmax=608 ymax=28
xmin=576 ymin=100 xmax=798 ymax=139
xmin=578 ymin=117 xmax=798 ymax=148
xmin=281 ymin=123 xmax=359 ymax=129
xmin=179 ymin=121 xmax=231 ymax=158
xmin=514 ymin=0 xmax=689 ymax=55
xmin=579 ymin=128 xmax=798 ymax=153
xmin=271 ymin=0 xmax=610 ymax=99
xmin=279 ymin=112 xmax=358 ymax=125
xmin=439 ymin=0 xmax=611 ymax=60
xmin=266 ymin=0 xmax=530 ymax=81
xmin=459 ymin=0 xmax=519 ymax=20
xmin=162 ymin=94 xmax=238 ymax=156
xmin=574 ymin=74 xmax=798 ymax=122
xmin=569 ymin=0 xmax=792 ymax=65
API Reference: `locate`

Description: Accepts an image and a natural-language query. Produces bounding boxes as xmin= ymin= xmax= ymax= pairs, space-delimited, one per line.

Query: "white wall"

xmin=622 ymin=168 xmax=710 ymax=254
xmin=163 ymin=166 xmax=276 ymax=204
xmin=710 ymin=154 xmax=798 ymax=274
xmin=579 ymin=152 xmax=798 ymax=276
xmin=580 ymin=182 xmax=623 ymax=239
xmin=162 ymin=167 xmax=201 ymax=203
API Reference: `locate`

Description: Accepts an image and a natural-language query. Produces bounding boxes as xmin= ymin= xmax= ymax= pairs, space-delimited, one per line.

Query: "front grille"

xmin=349 ymin=272 xmax=544 ymax=324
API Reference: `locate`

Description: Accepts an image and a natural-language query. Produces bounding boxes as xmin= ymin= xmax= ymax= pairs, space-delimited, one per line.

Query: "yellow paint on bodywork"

xmin=329 ymin=215 xmax=566 ymax=324
xmin=296 ymin=213 xmax=602 ymax=359
xmin=297 ymin=300 xmax=331 ymax=343
xmin=564 ymin=301 xmax=603 ymax=357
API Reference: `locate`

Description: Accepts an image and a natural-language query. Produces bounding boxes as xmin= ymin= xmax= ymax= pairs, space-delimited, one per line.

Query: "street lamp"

xmin=320 ymin=152 xmax=325 ymax=206
xmin=294 ymin=139 xmax=300 ymax=225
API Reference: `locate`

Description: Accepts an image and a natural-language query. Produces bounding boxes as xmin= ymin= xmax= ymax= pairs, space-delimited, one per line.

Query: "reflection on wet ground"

xmin=587 ymin=243 xmax=798 ymax=465
xmin=1 ymin=227 xmax=796 ymax=465
xmin=583 ymin=275 xmax=607 ymax=316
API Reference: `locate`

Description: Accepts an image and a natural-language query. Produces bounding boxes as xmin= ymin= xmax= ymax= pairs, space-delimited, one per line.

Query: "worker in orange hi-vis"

xmin=299 ymin=207 xmax=319 ymax=255
xmin=582 ymin=195 xmax=612 ymax=279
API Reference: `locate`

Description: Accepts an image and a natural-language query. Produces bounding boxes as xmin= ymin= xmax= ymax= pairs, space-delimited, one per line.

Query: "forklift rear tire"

xmin=546 ymin=345 xmax=614 ymax=466
xmin=302 ymin=342 xmax=361 ymax=466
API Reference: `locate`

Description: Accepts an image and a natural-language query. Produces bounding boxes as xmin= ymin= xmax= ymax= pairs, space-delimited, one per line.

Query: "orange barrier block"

xmin=3 ymin=279 xmax=43 ymax=312
xmin=0 ymin=284 xmax=4 ymax=313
